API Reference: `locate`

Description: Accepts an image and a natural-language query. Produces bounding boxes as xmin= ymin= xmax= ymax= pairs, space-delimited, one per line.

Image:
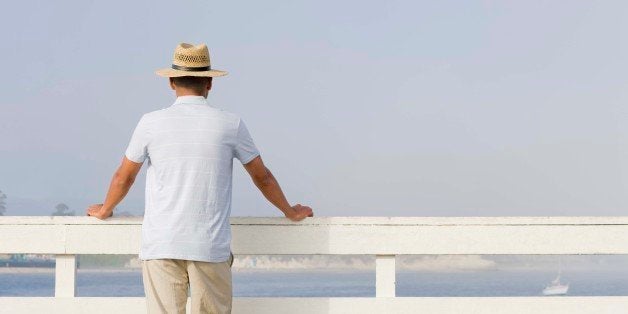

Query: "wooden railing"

xmin=1 ymin=216 xmax=628 ymax=313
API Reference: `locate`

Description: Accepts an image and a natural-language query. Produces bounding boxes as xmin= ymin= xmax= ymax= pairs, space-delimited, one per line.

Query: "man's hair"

xmin=170 ymin=76 xmax=212 ymax=93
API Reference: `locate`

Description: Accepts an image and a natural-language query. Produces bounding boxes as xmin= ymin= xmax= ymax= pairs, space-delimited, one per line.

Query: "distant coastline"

xmin=3 ymin=255 xmax=627 ymax=273
xmin=0 ymin=267 xmax=141 ymax=274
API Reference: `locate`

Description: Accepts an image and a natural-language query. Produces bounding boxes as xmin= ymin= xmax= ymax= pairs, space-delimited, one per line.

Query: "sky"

xmin=1 ymin=1 xmax=628 ymax=217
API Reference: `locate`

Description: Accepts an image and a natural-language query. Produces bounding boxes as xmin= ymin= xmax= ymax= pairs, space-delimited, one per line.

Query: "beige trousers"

xmin=142 ymin=254 xmax=233 ymax=314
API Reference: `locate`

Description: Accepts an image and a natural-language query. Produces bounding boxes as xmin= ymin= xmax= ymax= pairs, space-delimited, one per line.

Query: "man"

xmin=86 ymin=43 xmax=313 ymax=314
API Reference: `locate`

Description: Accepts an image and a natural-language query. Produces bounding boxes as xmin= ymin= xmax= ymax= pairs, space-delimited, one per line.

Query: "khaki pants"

xmin=142 ymin=254 xmax=233 ymax=314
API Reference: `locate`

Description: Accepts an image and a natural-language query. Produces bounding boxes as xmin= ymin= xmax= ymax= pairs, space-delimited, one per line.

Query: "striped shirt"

xmin=125 ymin=96 xmax=259 ymax=262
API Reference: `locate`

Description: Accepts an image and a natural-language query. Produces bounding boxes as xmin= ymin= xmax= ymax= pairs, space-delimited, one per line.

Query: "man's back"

xmin=126 ymin=95 xmax=259 ymax=262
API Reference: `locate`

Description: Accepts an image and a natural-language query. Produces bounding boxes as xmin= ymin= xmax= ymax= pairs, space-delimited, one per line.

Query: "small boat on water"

xmin=542 ymin=270 xmax=569 ymax=296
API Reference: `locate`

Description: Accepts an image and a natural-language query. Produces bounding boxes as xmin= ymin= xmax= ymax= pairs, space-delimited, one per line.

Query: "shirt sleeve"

xmin=124 ymin=115 xmax=150 ymax=163
xmin=234 ymin=119 xmax=260 ymax=164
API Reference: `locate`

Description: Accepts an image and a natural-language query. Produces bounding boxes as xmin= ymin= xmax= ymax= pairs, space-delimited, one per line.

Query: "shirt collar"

xmin=173 ymin=95 xmax=212 ymax=106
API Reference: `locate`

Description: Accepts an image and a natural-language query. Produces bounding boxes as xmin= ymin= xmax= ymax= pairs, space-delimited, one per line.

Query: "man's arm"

xmin=243 ymin=156 xmax=313 ymax=221
xmin=86 ymin=157 xmax=143 ymax=220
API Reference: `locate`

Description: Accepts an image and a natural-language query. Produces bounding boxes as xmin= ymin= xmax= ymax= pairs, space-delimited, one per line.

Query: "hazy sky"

xmin=1 ymin=1 xmax=628 ymax=217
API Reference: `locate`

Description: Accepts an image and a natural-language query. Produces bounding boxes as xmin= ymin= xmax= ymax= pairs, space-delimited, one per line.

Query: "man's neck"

xmin=175 ymin=90 xmax=207 ymax=98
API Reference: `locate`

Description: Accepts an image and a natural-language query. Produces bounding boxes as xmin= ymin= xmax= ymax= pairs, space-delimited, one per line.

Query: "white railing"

xmin=1 ymin=216 xmax=628 ymax=313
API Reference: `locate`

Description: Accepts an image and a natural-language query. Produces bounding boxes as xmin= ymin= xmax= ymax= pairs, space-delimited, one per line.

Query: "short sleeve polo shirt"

xmin=125 ymin=95 xmax=260 ymax=262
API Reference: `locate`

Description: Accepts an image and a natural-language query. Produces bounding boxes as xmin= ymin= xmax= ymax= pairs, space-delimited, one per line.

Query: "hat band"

xmin=171 ymin=64 xmax=211 ymax=71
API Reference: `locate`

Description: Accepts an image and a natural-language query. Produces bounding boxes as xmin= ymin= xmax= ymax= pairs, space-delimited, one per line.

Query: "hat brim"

xmin=155 ymin=68 xmax=228 ymax=78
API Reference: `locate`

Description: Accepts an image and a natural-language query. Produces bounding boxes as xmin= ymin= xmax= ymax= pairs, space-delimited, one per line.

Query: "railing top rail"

xmin=3 ymin=216 xmax=628 ymax=255
xmin=2 ymin=216 xmax=628 ymax=226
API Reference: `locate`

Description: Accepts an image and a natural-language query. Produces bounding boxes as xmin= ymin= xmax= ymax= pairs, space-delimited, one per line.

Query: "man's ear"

xmin=207 ymin=78 xmax=213 ymax=92
xmin=169 ymin=78 xmax=176 ymax=90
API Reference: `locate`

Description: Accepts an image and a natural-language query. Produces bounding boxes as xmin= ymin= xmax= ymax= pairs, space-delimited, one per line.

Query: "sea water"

xmin=1 ymin=268 xmax=628 ymax=297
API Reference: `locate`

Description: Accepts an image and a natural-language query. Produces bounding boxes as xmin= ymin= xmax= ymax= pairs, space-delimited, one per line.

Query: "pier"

xmin=1 ymin=216 xmax=628 ymax=313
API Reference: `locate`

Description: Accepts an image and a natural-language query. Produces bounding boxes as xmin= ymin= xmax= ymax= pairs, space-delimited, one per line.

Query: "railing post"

xmin=55 ymin=254 xmax=77 ymax=297
xmin=375 ymin=254 xmax=395 ymax=297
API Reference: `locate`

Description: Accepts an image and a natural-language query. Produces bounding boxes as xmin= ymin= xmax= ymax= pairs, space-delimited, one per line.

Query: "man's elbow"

xmin=254 ymin=168 xmax=274 ymax=188
xmin=112 ymin=171 xmax=135 ymax=187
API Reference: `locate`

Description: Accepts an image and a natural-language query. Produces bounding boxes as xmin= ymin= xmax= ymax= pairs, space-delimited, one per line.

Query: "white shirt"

xmin=125 ymin=96 xmax=260 ymax=262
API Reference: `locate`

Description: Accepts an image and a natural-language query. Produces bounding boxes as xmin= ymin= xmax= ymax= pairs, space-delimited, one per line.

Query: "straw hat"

xmin=156 ymin=43 xmax=227 ymax=77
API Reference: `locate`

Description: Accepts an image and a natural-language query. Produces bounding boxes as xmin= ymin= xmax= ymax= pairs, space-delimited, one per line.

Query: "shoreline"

xmin=0 ymin=267 xmax=142 ymax=274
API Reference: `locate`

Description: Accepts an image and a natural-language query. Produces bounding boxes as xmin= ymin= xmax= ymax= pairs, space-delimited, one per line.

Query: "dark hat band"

xmin=171 ymin=64 xmax=211 ymax=71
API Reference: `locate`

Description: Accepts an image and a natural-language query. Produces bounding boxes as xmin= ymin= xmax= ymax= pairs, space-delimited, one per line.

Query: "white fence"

xmin=1 ymin=216 xmax=628 ymax=313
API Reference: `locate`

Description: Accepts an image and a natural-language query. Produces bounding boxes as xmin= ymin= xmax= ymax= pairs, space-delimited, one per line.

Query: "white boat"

xmin=542 ymin=270 xmax=569 ymax=296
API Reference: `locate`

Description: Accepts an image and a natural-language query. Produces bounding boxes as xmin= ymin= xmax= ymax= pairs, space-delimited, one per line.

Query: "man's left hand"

xmin=86 ymin=204 xmax=113 ymax=220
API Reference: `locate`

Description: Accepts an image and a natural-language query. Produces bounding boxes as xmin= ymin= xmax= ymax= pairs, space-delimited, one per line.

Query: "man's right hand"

xmin=286 ymin=204 xmax=313 ymax=221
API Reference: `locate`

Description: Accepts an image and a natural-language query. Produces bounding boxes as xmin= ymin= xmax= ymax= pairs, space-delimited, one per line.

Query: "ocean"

xmin=1 ymin=268 xmax=627 ymax=297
